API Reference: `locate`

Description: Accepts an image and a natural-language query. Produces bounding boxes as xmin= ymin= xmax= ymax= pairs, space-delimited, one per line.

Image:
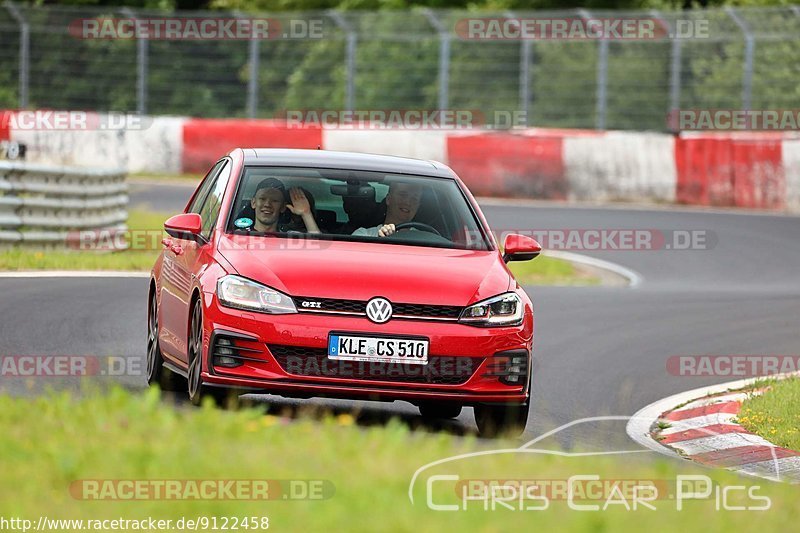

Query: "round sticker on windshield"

xmin=234 ymin=217 xmax=253 ymax=228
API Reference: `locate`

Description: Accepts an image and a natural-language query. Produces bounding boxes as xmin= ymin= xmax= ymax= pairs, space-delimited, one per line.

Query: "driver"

xmin=352 ymin=181 xmax=423 ymax=238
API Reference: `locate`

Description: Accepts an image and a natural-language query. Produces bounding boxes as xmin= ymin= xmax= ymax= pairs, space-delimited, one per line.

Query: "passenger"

xmin=248 ymin=178 xmax=320 ymax=234
xmin=352 ymin=181 xmax=422 ymax=238
xmin=284 ymin=187 xmax=324 ymax=233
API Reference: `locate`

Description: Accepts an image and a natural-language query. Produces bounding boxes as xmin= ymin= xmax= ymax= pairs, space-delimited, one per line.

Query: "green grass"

xmin=132 ymin=172 xmax=202 ymax=182
xmin=0 ymin=210 xmax=167 ymax=271
xmin=738 ymin=378 xmax=800 ymax=451
xmin=508 ymin=255 xmax=601 ymax=286
xmin=1 ymin=387 xmax=799 ymax=531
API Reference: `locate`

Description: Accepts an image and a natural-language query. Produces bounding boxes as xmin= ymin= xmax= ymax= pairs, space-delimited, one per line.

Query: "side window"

xmin=198 ymin=161 xmax=232 ymax=239
xmin=188 ymin=161 xmax=225 ymax=214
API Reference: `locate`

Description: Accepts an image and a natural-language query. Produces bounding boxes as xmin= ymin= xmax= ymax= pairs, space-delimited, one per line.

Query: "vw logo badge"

xmin=366 ymin=297 xmax=393 ymax=324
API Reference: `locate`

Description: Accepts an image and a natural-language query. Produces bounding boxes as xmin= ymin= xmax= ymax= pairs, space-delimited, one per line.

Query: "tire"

xmin=474 ymin=401 xmax=530 ymax=438
xmin=147 ymin=290 xmax=184 ymax=392
xmin=418 ymin=402 xmax=463 ymax=420
xmin=187 ymin=298 xmax=239 ymax=408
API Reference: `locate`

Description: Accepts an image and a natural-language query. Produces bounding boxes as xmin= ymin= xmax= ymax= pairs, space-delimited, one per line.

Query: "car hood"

xmin=217 ymin=234 xmax=512 ymax=306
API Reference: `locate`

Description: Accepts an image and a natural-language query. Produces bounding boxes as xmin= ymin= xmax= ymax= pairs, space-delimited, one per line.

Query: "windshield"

xmin=225 ymin=166 xmax=492 ymax=251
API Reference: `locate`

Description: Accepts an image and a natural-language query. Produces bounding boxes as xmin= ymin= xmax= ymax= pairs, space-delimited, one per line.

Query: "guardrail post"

xmin=726 ymin=7 xmax=754 ymax=112
xmin=329 ymin=11 xmax=356 ymax=111
xmin=5 ymin=2 xmax=30 ymax=108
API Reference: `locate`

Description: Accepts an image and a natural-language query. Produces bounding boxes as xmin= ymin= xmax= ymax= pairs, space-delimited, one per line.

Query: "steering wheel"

xmin=393 ymin=222 xmax=442 ymax=236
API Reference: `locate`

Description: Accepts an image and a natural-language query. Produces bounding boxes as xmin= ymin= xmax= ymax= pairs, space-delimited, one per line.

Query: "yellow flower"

xmin=336 ymin=413 xmax=355 ymax=426
xmin=261 ymin=416 xmax=280 ymax=427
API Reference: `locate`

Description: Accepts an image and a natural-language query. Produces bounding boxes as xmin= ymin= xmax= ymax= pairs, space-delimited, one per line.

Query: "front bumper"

xmin=200 ymin=292 xmax=533 ymax=404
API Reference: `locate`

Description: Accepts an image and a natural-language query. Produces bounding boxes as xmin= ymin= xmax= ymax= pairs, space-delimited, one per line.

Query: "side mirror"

xmin=164 ymin=213 xmax=205 ymax=243
xmin=502 ymin=233 xmax=542 ymax=263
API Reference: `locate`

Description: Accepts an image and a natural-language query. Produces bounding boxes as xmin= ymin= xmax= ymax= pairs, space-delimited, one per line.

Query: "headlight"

xmin=459 ymin=292 xmax=524 ymax=327
xmin=217 ymin=275 xmax=297 ymax=314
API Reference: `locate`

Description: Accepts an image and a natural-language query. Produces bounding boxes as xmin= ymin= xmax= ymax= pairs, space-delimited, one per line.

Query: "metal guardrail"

xmin=0 ymin=161 xmax=127 ymax=246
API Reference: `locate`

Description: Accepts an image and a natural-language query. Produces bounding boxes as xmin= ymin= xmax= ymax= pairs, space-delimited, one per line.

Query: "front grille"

xmin=269 ymin=345 xmax=481 ymax=385
xmin=295 ymin=297 xmax=366 ymax=314
xmin=394 ymin=303 xmax=462 ymax=319
xmin=294 ymin=296 xmax=462 ymax=321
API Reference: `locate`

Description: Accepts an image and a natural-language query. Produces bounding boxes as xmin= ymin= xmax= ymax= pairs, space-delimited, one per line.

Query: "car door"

xmin=168 ymin=159 xmax=233 ymax=364
xmin=159 ymin=160 xmax=225 ymax=364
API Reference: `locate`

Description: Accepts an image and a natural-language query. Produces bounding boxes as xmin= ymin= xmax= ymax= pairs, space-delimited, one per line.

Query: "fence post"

xmin=247 ymin=37 xmax=260 ymax=118
xmin=579 ymin=9 xmax=608 ymax=130
xmin=329 ymin=11 xmax=356 ymax=111
xmin=235 ymin=10 xmax=260 ymax=118
xmin=651 ymin=10 xmax=681 ymax=131
xmin=519 ymin=40 xmax=531 ymax=127
xmin=503 ymin=11 xmax=530 ymax=127
xmin=123 ymin=8 xmax=148 ymax=115
xmin=595 ymin=38 xmax=609 ymax=130
xmin=726 ymin=7 xmax=754 ymax=112
xmin=5 ymin=2 xmax=29 ymax=109
xmin=423 ymin=9 xmax=450 ymax=114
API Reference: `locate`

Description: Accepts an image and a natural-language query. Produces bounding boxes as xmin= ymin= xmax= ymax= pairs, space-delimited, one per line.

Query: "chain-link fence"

xmin=1 ymin=2 xmax=799 ymax=131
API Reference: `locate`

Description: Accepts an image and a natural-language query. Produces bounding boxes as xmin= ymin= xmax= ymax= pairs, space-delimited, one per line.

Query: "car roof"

xmin=240 ymin=148 xmax=455 ymax=178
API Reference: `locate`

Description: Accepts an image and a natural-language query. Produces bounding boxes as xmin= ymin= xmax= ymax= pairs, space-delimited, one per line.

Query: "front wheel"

xmin=474 ymin=401 xmax=529 ymax=438
xmin=187 ymin=299 xmax=239 ymax=408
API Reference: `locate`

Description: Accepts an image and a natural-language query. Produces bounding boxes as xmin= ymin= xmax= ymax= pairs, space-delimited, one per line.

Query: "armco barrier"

xmin=0 ymin=161 xmax=127 ymax=246
xmin=182 ymin=119 xmax=322 ymax=174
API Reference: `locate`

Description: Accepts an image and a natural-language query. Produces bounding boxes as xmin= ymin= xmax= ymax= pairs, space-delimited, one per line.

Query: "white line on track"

xmin=545 ymin=250 xmax=643 ymax=287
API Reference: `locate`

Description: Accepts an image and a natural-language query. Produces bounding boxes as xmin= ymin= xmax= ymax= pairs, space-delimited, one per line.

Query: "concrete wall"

xmin=5 ymin=111 xmax=800 ymax=212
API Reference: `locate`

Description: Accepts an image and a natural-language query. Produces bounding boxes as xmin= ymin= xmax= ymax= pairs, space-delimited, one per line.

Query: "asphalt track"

xmin=1 ymin=180 xmax=799 ymax=450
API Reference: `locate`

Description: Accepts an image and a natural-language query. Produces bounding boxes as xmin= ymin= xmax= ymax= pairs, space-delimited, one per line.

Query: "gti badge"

xmin=366 ymin=297 xmax=392 ymax=324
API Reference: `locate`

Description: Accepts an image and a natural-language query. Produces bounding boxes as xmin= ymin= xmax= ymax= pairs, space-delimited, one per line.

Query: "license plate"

xmin=328 ymin=334 xmax=428 ymax=365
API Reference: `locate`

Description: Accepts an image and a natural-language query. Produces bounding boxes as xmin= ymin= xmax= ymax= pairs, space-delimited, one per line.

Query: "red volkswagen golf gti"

xmin=148 ymin=149 xmax=541 ymax=436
